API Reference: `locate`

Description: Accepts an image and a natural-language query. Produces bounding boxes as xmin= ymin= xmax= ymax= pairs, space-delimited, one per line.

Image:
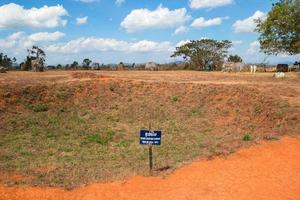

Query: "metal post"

xmin=149 ymin=122 xmax=153 ymax=174
xmin=149 ymin=144 xmax=153 ymax=172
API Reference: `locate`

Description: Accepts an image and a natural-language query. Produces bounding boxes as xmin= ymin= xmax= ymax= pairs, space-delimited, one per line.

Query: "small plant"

xmin=254 ymin=104 xmax=262 ymax=114
xmin=33 ymin=103 xmax=48 ymax=112
xmin=242 ymin=134 xmax=251 ymax=141
xmin=109 ymin=85 xmax=115 ymax=92
xmin=170 ymin=96 xmax=178 ymax=102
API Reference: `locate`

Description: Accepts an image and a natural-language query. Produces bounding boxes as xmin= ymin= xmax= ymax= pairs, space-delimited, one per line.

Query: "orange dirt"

xmin=1 ymin=136 xmax=299 ymax=200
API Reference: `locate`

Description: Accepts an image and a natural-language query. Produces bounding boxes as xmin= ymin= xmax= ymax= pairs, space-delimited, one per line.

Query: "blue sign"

xmin=140 ymin=130 xmax=161 ymax=145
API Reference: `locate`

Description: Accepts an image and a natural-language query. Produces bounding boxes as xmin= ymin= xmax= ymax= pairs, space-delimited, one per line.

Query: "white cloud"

xmin=172 ymin=26 xmax=189 ymax=36
xmin=189 ymin=0 xmax=234 ymax=9
xmin=46 ymin=37 xmax=173 ymax=54
xmin=115 ymin=0 xmax=125 ymax=7
xmin=76 ymin=16 xmax=88 ymax=25
xmin=0 ymin=3 xmax=68 ymax=29
xmin=247 ymin=41 xmax=260 ymax=54
xmin=0 ymin=31 xmax=65 ymax=50
xmin=191 ymin=16 xmax=229 ymax=28
xmin=176 ymin=40 xmax=190 ymax=47
xmin=27 ymin=32 xmax=65 ymax=43
xmin=233 ymin=10 xmax=266 ymax=33
xmin=121 ymin=5 xmax=191 ymax=32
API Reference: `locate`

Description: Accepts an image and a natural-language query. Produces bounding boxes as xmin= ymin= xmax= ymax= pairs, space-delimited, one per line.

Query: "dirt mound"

xmin=0 ymin=77 xmax=299 ymax=187
xmin=1 ymin=136 xmax=299 ymax=200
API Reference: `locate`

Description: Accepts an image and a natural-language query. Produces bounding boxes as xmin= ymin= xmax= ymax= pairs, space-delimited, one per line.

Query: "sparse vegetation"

xmin=243 ymin=134 xmax=252 ymax=141
xmin=170 ymin=95 xmax=179 ymax=102
xmin=33 ymin=103 xmax=48 ymax=112
xmin=0 ymin=71 xmax=299 ymax=188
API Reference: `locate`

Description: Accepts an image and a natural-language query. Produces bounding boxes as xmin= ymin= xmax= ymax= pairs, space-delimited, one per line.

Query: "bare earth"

xmin=0 ymin=136 xmax=299 ymax=200
xmin=0 ymin=71 xmax=299 ymax=199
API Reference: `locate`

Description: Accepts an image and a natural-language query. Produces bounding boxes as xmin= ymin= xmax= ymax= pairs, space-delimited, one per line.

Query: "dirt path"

xmin=1 ymin=137 xmax=299 ymax=200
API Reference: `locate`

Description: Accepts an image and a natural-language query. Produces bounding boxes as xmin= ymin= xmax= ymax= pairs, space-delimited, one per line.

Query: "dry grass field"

xmin=0 ymin=71 xmax=299 ymax=189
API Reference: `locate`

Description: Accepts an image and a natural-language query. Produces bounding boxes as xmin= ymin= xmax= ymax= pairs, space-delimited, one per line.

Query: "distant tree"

xmin=28 ymin=46 xmax=46 ymax=62
xmin=0 ymin=53 xmax=16 ymax=68
xmin=82 ymin=58 xmax=92 ymax=69
xmin=56 ymin=64 xmax=62 ymax=69
xmin=71 ymin=61 xmax=79 ymax=69
xmin=171 ymin=39 xmax=232 ymax=70
xmin=228 ymin=54 xmax=243 ymax=63
xmin=92 ymin=62 xmax=100 ymax=70
xmin=256 ymin=0 xmax=300 ymax=55
xmin=21 ymin=56 xmax=33 ymax=71
xmin=131 ymin=63 xmax=136 ymax=68
xmin=26 ymin=46 xmax=46 ymax=71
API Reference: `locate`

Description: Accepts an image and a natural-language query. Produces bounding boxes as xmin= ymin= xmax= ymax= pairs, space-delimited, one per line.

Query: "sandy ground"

xmin=1 ymin=136 xmax=299 ymax=200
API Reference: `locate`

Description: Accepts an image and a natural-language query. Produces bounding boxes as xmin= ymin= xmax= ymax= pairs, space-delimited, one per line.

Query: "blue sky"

xmin=0 ymin=0 xmax=299 ymax=65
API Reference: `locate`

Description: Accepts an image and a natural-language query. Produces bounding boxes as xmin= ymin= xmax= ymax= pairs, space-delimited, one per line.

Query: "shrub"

xmin=170 ymin=96 xmax=178 ymax=102
xmin=33 ymin=103 xmax=48 ymax=112
xmin=242 ymin=134 xmax=251 ymax=141
xmin=109 ymin=85 xmax=115 ymax=92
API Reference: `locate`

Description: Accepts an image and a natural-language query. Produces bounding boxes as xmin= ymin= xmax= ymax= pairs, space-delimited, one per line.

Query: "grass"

xmin=33 ymin=103 xmax=49 ymax=112
xmin=0 ymin=74 xmax=298 ymax=188
xmin=170 ymin=96 xmax=178 ymax=102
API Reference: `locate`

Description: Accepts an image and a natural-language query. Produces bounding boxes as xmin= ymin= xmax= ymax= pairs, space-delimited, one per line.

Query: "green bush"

xmin=242 ymin=134 xmax=251 ymax=141
xmin=170 ymin=96 xmax=178 ymax=102
xmin=33 ymin=103 xmax=48 ymax=112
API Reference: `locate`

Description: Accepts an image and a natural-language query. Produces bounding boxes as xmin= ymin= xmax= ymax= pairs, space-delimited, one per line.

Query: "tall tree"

xmin=256 ymin=0 xmax=300 ymax=55
xmin=82 ymin=58 xmax=92 ymax=69
xmin=71 ymin=61 xmax=79 ymax=69
xmin=228 ymin=54 xmax=243 ymax=63
xmin=0 ymin=53 xmax=16 ymax=68
xmin=26 ymin=46 xmax=46 ymax=71
xmin=28 ymin=46 xmax=46 ymax=62
xmin=171 ymin=39 xmax=232 ymax=70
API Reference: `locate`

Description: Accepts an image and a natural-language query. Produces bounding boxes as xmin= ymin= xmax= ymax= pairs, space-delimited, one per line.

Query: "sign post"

xmin=140 ymin=124 xmax=161 ymax=174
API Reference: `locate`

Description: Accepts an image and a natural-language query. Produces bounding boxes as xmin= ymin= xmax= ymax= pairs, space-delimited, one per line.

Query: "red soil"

xmin=1 ymin=136 xmax=299 ymax=200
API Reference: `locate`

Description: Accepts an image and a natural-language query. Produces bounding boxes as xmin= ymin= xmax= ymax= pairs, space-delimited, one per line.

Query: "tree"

xmin=228 ymin=54 xmax=243 ymax=63
xmin=256 ymin=0 xmax=300 ymax=55
xmin=82 ymin=58 xmax=92 ymax=69
xmin=21 ymin=56 xmax=32 ymax=71
xmin=171 ymin=39 xmax=232 ymax=70
xmin=0 ymin=53 xmax=16 ymax=68
xmin=28 ymin=46 xmax=46 ymax=62
xmin=71 ymin=61 xmax=79 ymax=69
xmin=26 ymin=46 xmax=46 ymax=71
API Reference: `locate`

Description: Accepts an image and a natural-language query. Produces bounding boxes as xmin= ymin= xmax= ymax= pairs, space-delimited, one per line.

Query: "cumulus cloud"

xmin=189 ymin=0 xmax=234 ymax=9
xmin=0 ymin=3 xmax=68 ymax=29
xmin=76 ymin=16 xmax=88 ymax=25
xmin=46 ymin=37 xmax=173 ymax=53
xmin=172 ymin=26 xmax=189 ymax=36
xmin=115 ymin=0 xmax=125 ymax=7
xmin=247 ymin=41 xmax=260 ymax=54
xmin=233 ymin=11 xmax=266 ymax=33
xmin=121 ymin=5 xmax=191 ymax=32
xmin=176 ymin=40 xmax=190 ymax=47
xmin=191 ymin=16 xmax=229 ymax=28
xmin=0 ymin=31 xmax=65 ymax=51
